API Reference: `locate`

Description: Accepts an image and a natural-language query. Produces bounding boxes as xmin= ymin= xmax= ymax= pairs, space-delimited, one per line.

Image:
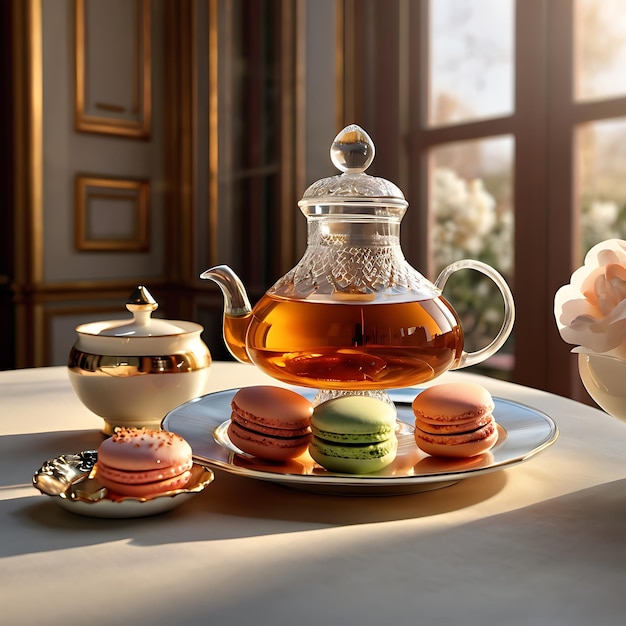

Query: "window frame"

xmin=344 ymin=0 xmax=626 ymax=401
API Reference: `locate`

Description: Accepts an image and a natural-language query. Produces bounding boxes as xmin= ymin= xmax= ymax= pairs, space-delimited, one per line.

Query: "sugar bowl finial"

xmin=126 ymin=285 xmax=158 ymax=309
xmin=125 ymin=286 xmax=158 ymax=327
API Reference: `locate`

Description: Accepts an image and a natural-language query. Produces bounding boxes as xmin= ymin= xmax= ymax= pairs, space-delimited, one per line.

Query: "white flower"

xmin=431 ymin=167 xmax=511 ymax=273
xmin=554 ymin=238 xmax=626 ymax=358
xmin=581 ymin=200 xmax=622 ymax=250
xmin=588 ymin=200 xmax=619 ymax=224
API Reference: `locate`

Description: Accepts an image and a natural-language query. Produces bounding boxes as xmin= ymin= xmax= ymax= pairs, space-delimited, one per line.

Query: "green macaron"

xmin=309 ymin=395 xmax=398 ymax=474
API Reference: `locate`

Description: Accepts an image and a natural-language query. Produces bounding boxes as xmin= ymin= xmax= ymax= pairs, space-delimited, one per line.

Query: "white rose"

xmin=554 ymin=239 xmax=626 ymax=358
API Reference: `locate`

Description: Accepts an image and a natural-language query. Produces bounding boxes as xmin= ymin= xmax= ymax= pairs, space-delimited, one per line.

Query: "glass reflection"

xmin=577 ymin=118 xmax=626 ymax=259
xmin=428 ymin=0 xmax=514 ymax=126
xmin=575 ymin=0 xmax=626 ymax=101
xmin=429 ymin=136 xmax=514 ymax=372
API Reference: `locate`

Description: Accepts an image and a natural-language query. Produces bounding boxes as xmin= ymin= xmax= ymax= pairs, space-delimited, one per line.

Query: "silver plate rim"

xmin=162 ymin=387 xmax=559 ymax=493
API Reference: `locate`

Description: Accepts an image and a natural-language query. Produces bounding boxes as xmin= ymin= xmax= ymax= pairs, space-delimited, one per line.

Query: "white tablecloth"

xmin=1 ymin=364 xmax=626 ymax=625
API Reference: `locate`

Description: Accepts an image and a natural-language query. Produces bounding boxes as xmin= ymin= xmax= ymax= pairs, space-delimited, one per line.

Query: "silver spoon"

xmin=33 ymin=450 xmax=102 ymax=499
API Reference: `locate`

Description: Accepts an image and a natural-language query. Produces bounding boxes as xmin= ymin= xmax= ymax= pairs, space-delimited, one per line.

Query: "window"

xmin=574 ymin=0 xmax=626 ymax=258
xmin=345 ymin=0 xmax=626 ymax=400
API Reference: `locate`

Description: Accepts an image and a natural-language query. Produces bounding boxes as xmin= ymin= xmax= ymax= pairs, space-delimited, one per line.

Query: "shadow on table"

xmin=6 ymin=471 xmax=508 ymax=557
xmin=9 ymin=471 xmax=626 ymax=624
xmin=2 ymin=428 xmax=511 ymax=557
xmin=179 ymin=477 xmax=626 ymax=625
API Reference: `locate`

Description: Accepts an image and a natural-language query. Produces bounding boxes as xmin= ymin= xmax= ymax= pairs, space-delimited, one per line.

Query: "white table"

xmin=1 ymin=363 xmax=626 ymax=625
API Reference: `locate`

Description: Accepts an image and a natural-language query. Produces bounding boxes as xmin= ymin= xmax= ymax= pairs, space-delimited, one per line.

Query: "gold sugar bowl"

xmin=68 ymin=286 xmax=212 ymax=435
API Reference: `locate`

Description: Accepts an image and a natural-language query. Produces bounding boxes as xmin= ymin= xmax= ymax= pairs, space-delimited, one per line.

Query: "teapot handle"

xmin=434 ymin=259 xmax=515 ymax=370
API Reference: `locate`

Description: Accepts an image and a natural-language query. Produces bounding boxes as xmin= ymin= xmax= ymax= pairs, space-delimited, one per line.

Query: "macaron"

xmin=309 ymin=395 xmax=398 ymax=474
xmin=228 ymin=386 xmax=313 ymax=461
xmin=411 ymin=382 xmax=498 ymax=458
xmin=96 ymin=427 xmax=194 ymax=497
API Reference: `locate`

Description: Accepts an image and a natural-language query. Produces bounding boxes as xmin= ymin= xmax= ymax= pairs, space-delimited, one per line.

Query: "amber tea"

xmin=225 ymin=294 xmax=464 ymax=390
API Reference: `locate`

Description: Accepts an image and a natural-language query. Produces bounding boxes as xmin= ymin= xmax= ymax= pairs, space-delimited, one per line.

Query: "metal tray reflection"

xmin=162 ymin=387 xmax=559 ymax=496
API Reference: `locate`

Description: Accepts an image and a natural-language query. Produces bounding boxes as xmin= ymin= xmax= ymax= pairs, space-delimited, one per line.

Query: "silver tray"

xmin=162 ymin=387 xmax=559 ymax=496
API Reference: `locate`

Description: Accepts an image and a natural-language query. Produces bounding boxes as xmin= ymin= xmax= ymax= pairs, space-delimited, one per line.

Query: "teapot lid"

xmin=94 ymin=286 xmax=187 ymax=337
xmin=298 ymin=124 xmax=408 ymax=215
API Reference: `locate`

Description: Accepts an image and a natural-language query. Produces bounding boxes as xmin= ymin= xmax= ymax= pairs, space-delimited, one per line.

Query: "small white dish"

xmin=33 ymin=451 xmax=214 ymax=518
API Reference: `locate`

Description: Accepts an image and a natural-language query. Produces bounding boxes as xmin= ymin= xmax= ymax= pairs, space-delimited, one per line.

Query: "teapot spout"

xmin=200 ymin=265 xmax=253 ymax=364
xmin=201 ymin=265 xmax=252 ymax=316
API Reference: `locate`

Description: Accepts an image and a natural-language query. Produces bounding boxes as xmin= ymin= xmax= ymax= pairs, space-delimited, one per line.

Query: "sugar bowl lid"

xmin=298 ymin=124 xmax=408 ymax=215
xmin=84 ymin=286 xmax=189 ymax=337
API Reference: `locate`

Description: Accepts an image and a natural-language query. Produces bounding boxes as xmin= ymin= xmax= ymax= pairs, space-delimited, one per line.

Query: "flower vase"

xmin=577 ymin=352 xmax=626 ymax=424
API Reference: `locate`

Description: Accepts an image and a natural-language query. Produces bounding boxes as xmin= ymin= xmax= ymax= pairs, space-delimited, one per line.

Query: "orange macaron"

xmin=96 ymin=427 xmax=194 ymax=497
xmin=228 ymin=386 xmax=313 ymax=462
xmin=411 ymin=382 xmax=498 ymax=458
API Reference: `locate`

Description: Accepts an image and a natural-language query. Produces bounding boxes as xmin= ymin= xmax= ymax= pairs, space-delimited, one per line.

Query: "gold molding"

xmin=13 ymin=0 xmax=43 ymax=286
xmin=15 ymin=280 xmax=167 ymax=299
xmin=335 ymin=0 xmax=345 ymax=129
xmin=208 ymin=0 xmax=219 ymax=267
xmin=43 ymin=303 xmax=121 ymax=365
xmin=294 ymin=0 xmax=307 ymax=257
xmin=74 ymin=0 xmax=152 ymax=138
xmin=277 ymin=0 xmax=307 ymax=269
xmin=12 ymin=0 xmax=44 ymax=366
xmin=75 ymin=175 xmax=150 ymax=251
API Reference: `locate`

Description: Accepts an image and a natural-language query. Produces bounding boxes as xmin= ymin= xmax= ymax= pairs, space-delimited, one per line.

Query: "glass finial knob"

xmin=330 ymin=124 xmax=375 ymax=173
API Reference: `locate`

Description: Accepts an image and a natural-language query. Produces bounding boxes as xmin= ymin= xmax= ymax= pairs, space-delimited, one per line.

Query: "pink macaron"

xmin=411 ymin=382 xmax=499 ymax=458
xmin=96 ymin=427 xmax=193 ymax=497
xmin=228 ymin=386 xmax=313 ymax=461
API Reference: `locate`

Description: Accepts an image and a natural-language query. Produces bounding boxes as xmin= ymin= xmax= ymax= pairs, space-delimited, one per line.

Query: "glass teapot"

xmin=202 ymin=124 xmax=514 ymax=394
